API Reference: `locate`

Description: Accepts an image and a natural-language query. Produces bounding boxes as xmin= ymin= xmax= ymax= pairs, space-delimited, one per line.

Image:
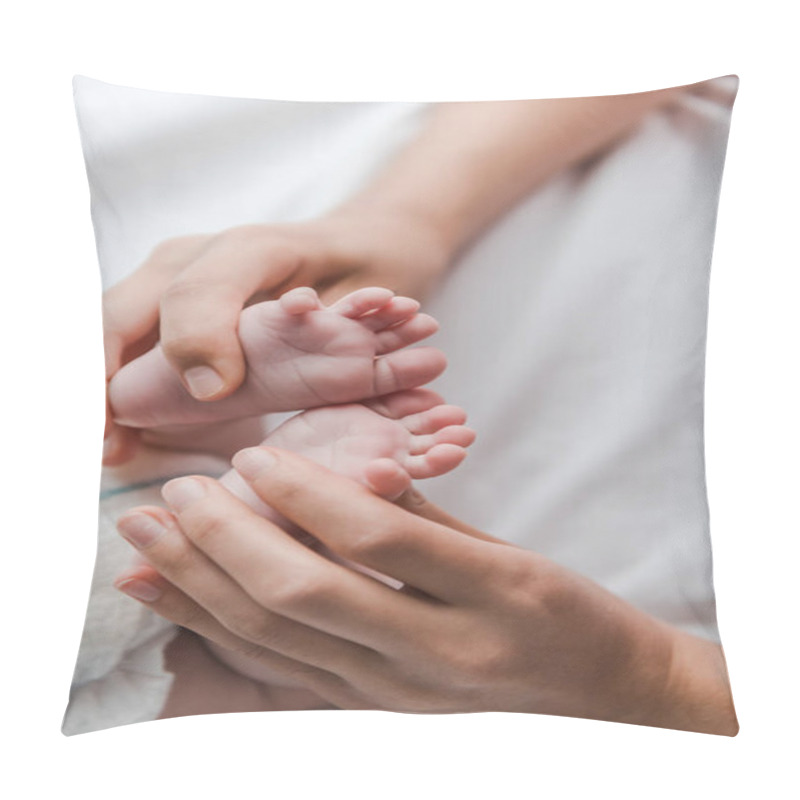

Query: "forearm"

xmin=333 ymin=87 xmax=683 ymax=258
xmin=613 ymin=611 xmax=738 ymax=736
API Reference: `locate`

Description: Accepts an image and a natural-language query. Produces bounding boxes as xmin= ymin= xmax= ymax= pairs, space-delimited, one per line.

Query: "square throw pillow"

xmin=64 ymin=75 xmax=739 ymax=735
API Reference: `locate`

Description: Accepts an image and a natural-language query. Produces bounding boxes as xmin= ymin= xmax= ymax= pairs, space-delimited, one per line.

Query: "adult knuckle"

xmin=147 ymin=236 xmax=197 ymax=266
xmin=224 ymin=226 xmax=305 ymax=267
xmin=160 ymin=278 xmax=210 ymax=309
xmin=264 ymin=478 xmax=305 ymax=509
xmin=530 ymin=570 xmax=578 ymax=618
xmin=173 ymin=602 xmax=210 ymax=632
xmin=235 ymin=639 xmax=276 ymax=663
xmin=464 ymin=639 xmax=512 ymax=683
xmin=162 ymin=276 xmax=239 ymax=312
xmin=225 ymin=609 xmax=280 ymax=648
xmin=214 ymin=225 xmax=261 ymax=253
xmin=493 ymin=553 xmax=541 ymax=609
xmin=218 ymin=223 xmax=264 ymax=243
xmin=183 ymin=511 xmax=228 ymax=548
xmin=266 ymin=568 xmax=333 ymax=613
xmin=425 ymin=618 xmax=510 ymax=689
xmin=344 ymin=519 xmax=406 ymax=563
xmin=161 ymin=330 xmax=217 ymax=364
xmin=155 ymin=542 xmax=197 ymax=580
xmin=431 ymin=640 xmax=506 ymax=693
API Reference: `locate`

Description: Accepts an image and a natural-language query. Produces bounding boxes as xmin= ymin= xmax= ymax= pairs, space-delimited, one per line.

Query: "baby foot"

xmin=220 ymin=387 xmax=476 ymax=515
xmin=109 ymin=287 xmax=446 ymax=428
xmin=149 ymin=388 xmax=473 ymax=690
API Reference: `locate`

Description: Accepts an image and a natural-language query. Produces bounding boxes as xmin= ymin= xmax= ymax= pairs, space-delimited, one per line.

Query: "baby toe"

xmin=364 ymin=458 xmax=412 ymax=499
xmin=358 ymin=296 xmax=421 ymax=332
xmin=364 ymin=388 xmax=445 ymax=420
xmin=402 ymin=404 xmax=468 ymax=435
xmin=374 ymin=313 xmax=439 ymax=354
xmin=434 ymin=425 xmax=477 ymax=448
xmin=279 ymin=286 xmax=321 ymax=315
xmin=408 ymin=426 xmax=473 ymax=455
xmin=330 ymin=287 xmax=395 ymax=318
xmin=372 ymin=347 xmax=447 ymax=396
xmin=405 ymin=444 xmax=467 ymax=479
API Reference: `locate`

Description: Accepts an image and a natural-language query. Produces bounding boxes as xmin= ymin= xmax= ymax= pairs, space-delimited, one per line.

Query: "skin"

xmin=204 ymin=388 xmax=475 ymax=689
xmin=102 ymin=85 xmax=686 ymax=464
xmin=115 ymin=448 xmax=738 ymax=735
xmin=106 ymin=82 xmax=738 ymax=730
xmin=109 ymin=286 xmax=444 ymax=428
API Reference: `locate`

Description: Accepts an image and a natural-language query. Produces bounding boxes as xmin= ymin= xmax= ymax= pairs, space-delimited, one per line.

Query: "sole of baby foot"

xmin=109 ymin=286 xmax=443 ymax=428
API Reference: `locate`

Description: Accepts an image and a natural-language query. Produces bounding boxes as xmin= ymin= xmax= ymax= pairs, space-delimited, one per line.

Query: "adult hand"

xmin=100 ymin=88 xmax=685 ymax=465
xmin=114 ymin=448 xmax=737 ymax=733
xmin=101 ymin=210 xmax=450 ymax=465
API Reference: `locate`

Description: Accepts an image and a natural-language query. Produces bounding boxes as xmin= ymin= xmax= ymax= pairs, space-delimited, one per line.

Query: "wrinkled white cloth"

xmin=423 ymin=79 xmax=738 ymax=639
xmin=67 ymin=75 xmax=737 ymax=733
xmin=63 ymin=450 xmax=228 ymax=735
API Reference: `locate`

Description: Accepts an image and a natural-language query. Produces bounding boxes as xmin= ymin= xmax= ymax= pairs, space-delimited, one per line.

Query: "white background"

xmin=2 ymin=1 xmax=797 ymax=798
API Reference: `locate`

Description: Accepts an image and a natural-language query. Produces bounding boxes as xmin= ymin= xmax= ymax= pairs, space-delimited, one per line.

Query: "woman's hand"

xmin=101 ymin=210 xmax=451 ymax=465
xmin=100 ymin=88 xmax=685 ymax=465
xmin=157 ymin=627 xmax=335 ymax=721
xmin=114 ymin=447 xmax=737 ymax=734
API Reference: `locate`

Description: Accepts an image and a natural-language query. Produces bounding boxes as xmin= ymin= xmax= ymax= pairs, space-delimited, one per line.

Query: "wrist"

xmin=305 ymin=203 xmax=454 ymax=301
xmin=324 ymin=199 xmax=458 ymax=267
xmin=613 ymin=616 xmax=738 ymax=735
xmin=657 ymin=628 xmax=739 ymax=735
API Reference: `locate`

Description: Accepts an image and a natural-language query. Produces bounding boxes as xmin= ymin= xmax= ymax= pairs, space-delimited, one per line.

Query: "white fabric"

xmin=68 ymin=75 xmax=736 ymax=732
xmin=424 ymin=81 xmax=737 ymax=638
xmin=63 ymin=449 xmax=228 ymax=735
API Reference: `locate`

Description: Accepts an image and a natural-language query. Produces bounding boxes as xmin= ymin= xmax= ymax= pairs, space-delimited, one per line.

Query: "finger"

xmin=102 ymin=235 xmax=209 ymax=376
xmin=114 ymin=564 xmax=363 ymax=708
xmin=157 ymin=479 xmax=428 ymax=651
xmin=158 ymin=232 xmax=302 ymax=400
xmin=102 ymin=281 xmax=164 ymax=378
xmin=101 ymin=422 xmax=140 ymax=466
xmin=116 ymin=506 xmax=389 ymax=674
xmin=231 ymin=447 xmax=511 ymax=604
xmin=395 ymin=487 xmax=516 ymax=546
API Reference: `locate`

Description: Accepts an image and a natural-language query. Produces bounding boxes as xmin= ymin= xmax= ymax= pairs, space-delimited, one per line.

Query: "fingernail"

xmin=118 ymin=513 xmax=167 ymax=548
xmin=162 ymin=477 xmax=207 ymax=511
xmin=115 ymin=578 xmax=162 ymax=602
xmin=232 ymin=447 xmax=276 ymax=480
xmin=184 ymin=365 xmax=224 ymax=399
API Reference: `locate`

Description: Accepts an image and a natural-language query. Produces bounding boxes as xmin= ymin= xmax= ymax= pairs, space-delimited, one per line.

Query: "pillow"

xmin=64 ymin=75 xmax=738 ymax=735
